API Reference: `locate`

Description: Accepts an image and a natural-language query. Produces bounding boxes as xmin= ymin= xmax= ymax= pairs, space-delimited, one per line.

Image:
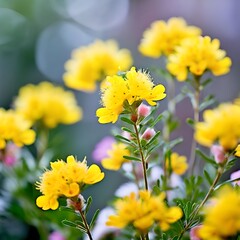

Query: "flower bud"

xmin=48 ymin=231 xmax=65 ymax=240
xmin=137 ymin=103 xmax=151 ymax=118
xmin=230 ymin=170 xmax=240 ymax=186
xmin=67 ymin=194 xmax=85 ymax=211
xmin=142 ymin=128 xmax=156 ymax=140
xmin=210 ymin=145 xmax=226 ymax=164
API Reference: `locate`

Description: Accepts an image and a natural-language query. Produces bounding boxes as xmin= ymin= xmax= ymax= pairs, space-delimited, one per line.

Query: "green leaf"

xmin=120 ymin=117 xmax=135 ymax=125
xmin=59 ymin=206 xmax=76 ymax=214
xmin=62 ymin=219 xmax=79 ymax=228
xmin=123 ymin=155 xmax=141 ymax=162
xmin=201 ymin=78 xmax=213 ymax=88
xmin=149 ymin=113 xmax=163 ymax=128
xmin=186 ymin=118 xmax=195 ymax=127
xmin=121 ymin=127 xmax=135 ymax=135
xmin=165 ymin=137 xmax=183 ymax=151
xmin=152 ymin=185 xmax=161 ymax=195
xmin=203 ymin=170 xmax=213 ymax=186
xmin=115 ymin=135 xmax=131 ymax=143
xmin=199 ymin=94 xmax=216 ymax=111
xmin=90 ymin=209 xmax=100 ymax=228
xmin=196 ymin=149 xmax=217 ymax=166
xmin=85 ymin=196 xmax=92 ymax=215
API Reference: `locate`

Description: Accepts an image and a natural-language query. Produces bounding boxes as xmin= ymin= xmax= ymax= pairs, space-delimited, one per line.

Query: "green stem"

xmin=76 ymin=205 xmax=93 ymax=240
xmin=36 ymin=127 xmax=49 ymax=161
xmin=177 ymin=167 xmax=223 ymax=239
xmin=188 ymin=77 xmax=201 ymax=175
xmin=133 ymin=123 xmax=148 ymax=191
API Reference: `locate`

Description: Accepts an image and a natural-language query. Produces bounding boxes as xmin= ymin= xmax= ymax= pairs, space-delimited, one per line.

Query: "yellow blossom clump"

xmin=198 ymin=186 xmax=240 ymax=240
xmin=14 ymin=82 xmax=82 ymax=128
xmin=139 ymin=17 xmax=201 ymax=58
xmin=106 ymin=190 xmax=182 ymax=233
xmin=0 ymin=108 xmax=35 ymax=149
xmin=63 ymin=39 xmax=133 ymax=92
xmin=195 ymin=103 xmax=240 ymax=150
xmin=101 ymin=142 xmax=130 ymax=171
xmin=167 ymin=36 xmax=232 ymax=81
xmin=234 ymin=144 xmax=240 ymax=157
xmin=96 ymin=67 xmax=166 ymax=124
xmin=166 ymin=152 xmax=188 ymax=175
xmin=36 ymin=155 xmax=104 ymax=210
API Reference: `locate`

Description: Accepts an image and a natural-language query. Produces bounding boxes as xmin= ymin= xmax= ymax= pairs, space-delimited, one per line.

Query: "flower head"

xmin=63 ymin=39 xmax=132 ymax=92
xmin=166 ymin=152 xmax=188 ymax=175
xmin=139 ymin=17 xmax=201 ymax=58
xmin=167 ymin=36 xmax=232 ymax=81
xmin=195 ymin=103 xmax=240 ymax=150
xmin=198 ymin=186 xmax=240 ymax=240
xmin=36 ymin=155 xmax=104 ymax=210
xmin=14 ymin=82 xmax=82 ymax=128
xmin=106 ymin=190 xmax=182 ymax=233
xmin=210 ymin=145 xmax=226 ymax=164
xmin=0 ymin=108 xmax=35 ymax=149
xmin=96 ymin=67 xmax=166 ymax=124
xmin=101 ymin=142 xmax=130 ymax=171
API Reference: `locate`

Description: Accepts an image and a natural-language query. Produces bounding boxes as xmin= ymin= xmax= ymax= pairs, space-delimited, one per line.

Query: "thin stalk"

xmin=177 ymin=167 xmax=223 ymax=239
xmin=188 ymin=77 xmax=201 ymax=175
xmin=133 ymin=123 xmax=148 ymax=190
xmin=76 ymin=205 xmax=93 ymax=240
xmin=36 ymin=127 xmax=49 ymax=161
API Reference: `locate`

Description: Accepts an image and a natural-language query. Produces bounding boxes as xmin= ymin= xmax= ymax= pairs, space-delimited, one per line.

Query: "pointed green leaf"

xmin=85 ymin=196 xmax=92 ymax=215
xmin=115 ymin=135 xmax=131 ymax=143
xmin=90 ymin=209 xmax=100 ymax=228
xmin=123 ymin=155 xmax=141 ymax=162
xmin=149 ymin=113 xmax=163 ymax=128
xmin=145 ymin=131 xmax=161 ymax=147
xmin=120 ymin=117 xmax=135 ymax=125
xmin=196 ymin=149 xmax=216 ymax=165
xmin=203 ymin=170 xmax=213 ymax=186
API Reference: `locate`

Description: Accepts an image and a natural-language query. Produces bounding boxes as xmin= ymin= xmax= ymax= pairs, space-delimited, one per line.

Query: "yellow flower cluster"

xmin=0 ymin=109 xmax=35 ymax=149
xmin=166 ymin=152 xmax=188 ymax=175
xmin=167 ymin=36 xmax=232 ymax=81
xmin=63 ymin=39 xmax=133 ymax=92
xmin=101 ymin=142 xmax=130 ymax=170
xmin=107 ymin=190 xmax=182 ymax=232
xmin=36 ymin=155 xmax=104 ymax=210
xmin=14 ymin=82 xmax=82 ymax=128
xmin=96 ymin=67 xmax=166 ymax=124
xmin=195 ymin=102 xmax=240 ymax=150
xmin=199 ymin=186 xmax=240 ymax=240
xmin=139 ymin=17 xmax=201 ymax=58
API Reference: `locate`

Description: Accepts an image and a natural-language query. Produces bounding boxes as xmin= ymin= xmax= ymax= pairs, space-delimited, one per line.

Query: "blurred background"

xmin=0 ymin=0 xmax=240 ymax=239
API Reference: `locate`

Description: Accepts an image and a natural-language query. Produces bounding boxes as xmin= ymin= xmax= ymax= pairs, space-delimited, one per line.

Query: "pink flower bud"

xmin=210 ymin=145 xmax=226 ymax=164
xmin=137 ymin=104 xmax=151 ymax=118
xmin=230 ymin=170 xmax=240 ymax=186
xmin=0 ymin=143 xmax=20 ymax=166
xmin=142 ymin=128 xmax=156 ymax=140
xmin=190 ymin=225 xmax=202 ymax=240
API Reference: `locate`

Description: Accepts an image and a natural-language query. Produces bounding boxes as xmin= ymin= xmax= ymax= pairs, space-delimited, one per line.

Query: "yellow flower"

xmin=0 ymin=108 xmax=35 ymax=149
xmin=166 ymin=152 xmax=188 ymax=175
xmin=96 ymin=67 xmax=166 ymax=124
xmin=36 ymin=155 xmax=104 ymax=210
xmin=14 ymin=82 xmax=82 ymax=128
xmin=106 ymin=190 xmax=182 ymax=233
xmin=101 ymin=142 xmax=130 ymax=171
xmin=234 ymin=144 xmax=240 ymax=157
xmin=139 ymin=17 xmax=201 ymax=58
xmin=63 ymin=39 xmax=133 ymax=92
xmin=195 ymin=103 xmax=240 ymax=150
xmin=199 ymin=186 xmax=240 ymax=240
xmin=167 ymin=36 xmax=232 ymax=81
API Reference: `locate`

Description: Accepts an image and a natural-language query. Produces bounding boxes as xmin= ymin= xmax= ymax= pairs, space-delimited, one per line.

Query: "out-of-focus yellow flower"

xmin=167 ymin=36 xmax=232 ymax=81
xmin=106 ymin=190 xmax=182 ymax=233
xmin=14 ymin=82 xmax=82 ymax=128
xmin=199 ymin=186 xmax=240 ymax=240
xmin=139 ymin=17 xmax=201 ymax=58
xmin=96 ymin=67 xmax=166 ymax=124
xmin=36 ymin=155 xmax=104 ymax=210
xmin=0 ymin=109 xmax=35 ymax=149
xmin=195 ymin=103 xmax=240 ymax=150
xmin=166 ymin=152 xmax=188 ymax=175
xmin=63 ymin=39 xmax=133 ymax=92
xmin=101 ymin=142 xmax=130 ymax=171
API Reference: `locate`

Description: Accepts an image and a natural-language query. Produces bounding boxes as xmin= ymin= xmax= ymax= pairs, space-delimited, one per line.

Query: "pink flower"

xmin=230 ymin=170 xmax=240 ymax=186
xmin=210 ymin=145 xmax=226 ymax=164
xmin=190 ymin=225 xmax=202 ymax=240
xmin=92 ymin=136 xmax=115 ymax=162
xmin=142 ymin=128 xmax=156 ymax=140
xmin=0 ymin=143 xmax=20 ymax=166
xmin=48 ymin=231 xmax=65 ymax=240
xmin=137 ymin=103 xmax=151 ymax=118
